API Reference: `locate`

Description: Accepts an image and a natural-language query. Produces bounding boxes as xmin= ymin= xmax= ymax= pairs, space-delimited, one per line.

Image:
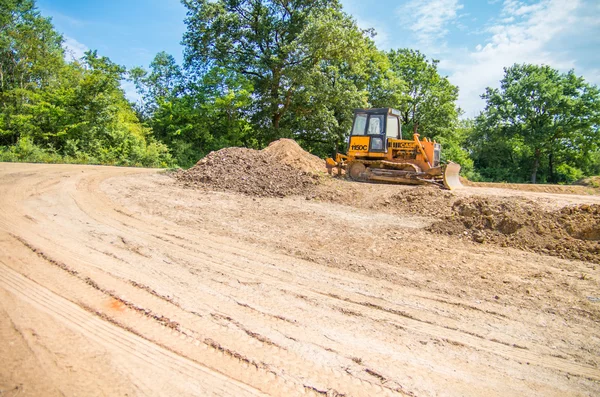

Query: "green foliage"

xmin=182 ymin=0 xmax=346 ymax=135
xmin=279 ymin=13 xmax=402 ymax=157
xmin=0 ymin=0 xmax=64 ymax=93
xmin=383 ymin=49 xmax=469 ymax=171
xmin=132 ymin=52 xmax=256 ymax=167
xmin=181 ymin=0 xmax=393 ymax=157
xmin=555 ymin=164 xmax=584 ymax=184
xmin=436 ymin=119 xmax=478 ymax=180
xmin=473 ymin=64 xmax=600 ymax=183
xmin=386 ymin=49 xmax=460 ymax=138
xmin=0 ymin=0 xmax=173 ymax=167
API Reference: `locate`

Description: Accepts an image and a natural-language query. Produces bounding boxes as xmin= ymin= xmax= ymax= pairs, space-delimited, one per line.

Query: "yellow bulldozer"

xmin=325 ymin=108 xmax=462 ymax=190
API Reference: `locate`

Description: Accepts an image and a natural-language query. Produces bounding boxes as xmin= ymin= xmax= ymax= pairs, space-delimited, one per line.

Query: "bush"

xmin=0 ymin=136 xmax=174 ymax=168
xmin=555 ymin=163 xmax=585 ymax=184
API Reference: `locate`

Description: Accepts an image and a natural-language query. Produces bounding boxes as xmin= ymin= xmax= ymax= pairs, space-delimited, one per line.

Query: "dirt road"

xmin=1 ymin=162 xmax=599 ymax=396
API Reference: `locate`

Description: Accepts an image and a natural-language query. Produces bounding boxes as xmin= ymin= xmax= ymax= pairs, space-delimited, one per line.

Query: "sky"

xmin=38 ymin=0 xmax=600 ymax=117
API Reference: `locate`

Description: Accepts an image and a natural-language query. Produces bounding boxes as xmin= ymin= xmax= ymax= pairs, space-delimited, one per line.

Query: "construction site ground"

xmin=1 ymin=160 xmax=599 ymax=396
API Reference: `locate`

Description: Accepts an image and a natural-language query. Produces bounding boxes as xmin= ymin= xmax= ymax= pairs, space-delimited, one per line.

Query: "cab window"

xmin=367 ymin=115 xmax=384 ymax=135
xmin=386 ymin=116 xmax=399 ymax=139
xmin=351 ymin=113 xmax=367 ymax=135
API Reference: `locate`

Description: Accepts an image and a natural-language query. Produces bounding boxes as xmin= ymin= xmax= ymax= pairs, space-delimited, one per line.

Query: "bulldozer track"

xmin=1 ymin=163 xmax=599 ymax=396
xmin=0 ymin=262 xmax=266 ymax=396
xmin=0 ymin=233 xmax=400 ymax=397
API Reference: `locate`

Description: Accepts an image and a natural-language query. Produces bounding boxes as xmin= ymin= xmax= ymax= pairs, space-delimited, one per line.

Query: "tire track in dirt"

xmin=0 ymin=262 xmax=266 ymax=397
xmin=71 ymin=207 xmax=573 ymax=373
xmin=75 ymin=170 xmax=600 ymax=382
xmin=2 ymin=233 xmax=399 ymax=397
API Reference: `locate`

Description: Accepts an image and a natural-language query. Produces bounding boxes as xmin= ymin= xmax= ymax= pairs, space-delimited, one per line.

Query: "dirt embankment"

xmin=317 ymin=183 xmax=600 ymax=263
xmin=177 ymin=139 xmax=600 ymax=263
xmin=575 ymin=176 xmax=600 ymax=189
xmin=429 ymin=197 xmax=600 ymax=263
xmin=175 ymin=139 xmax=325 ymax=197
xmin=375 ymin=186 xmax=600 ymax=263
xmin=462 ymin=179 xmax=600 ymax=195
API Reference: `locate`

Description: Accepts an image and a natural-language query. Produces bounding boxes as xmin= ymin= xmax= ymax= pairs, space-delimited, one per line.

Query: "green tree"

xmin=385 ymin=49 xmax=469 ymax=169
xmin=278 ymin=21 xmax=403 ymax=157
xmin=131 ymin=51 xmax=256 ymax=166
xmin=386 ymin=49 xmax=460 ymax=138
xmin=181 ymin=0 xmax=390 ymax=153
xmin=0 ymin=0 xmax=64 ymax=146
xmin=130 ymin=51 xmax=184 ymax=117
xmin=473 ymin=64 xmax=600 ymax=183
xmin=0 ymin=0 xmax=63 ymax=94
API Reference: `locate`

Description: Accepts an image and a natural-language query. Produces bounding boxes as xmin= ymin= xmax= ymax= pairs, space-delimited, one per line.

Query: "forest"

xmin=1 ymin=0 xmax=599 ymax=183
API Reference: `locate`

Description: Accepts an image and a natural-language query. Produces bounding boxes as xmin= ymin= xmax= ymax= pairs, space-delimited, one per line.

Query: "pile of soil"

xmin=387 ymin=186 xmax=456 ymax=218
xmin=429 ymin=197 xmax=600 ymax=263
xmin=463 ymin=180 xmax=598 ymax=195
xmin=175 ymin=140 xmax=324 ymax=198
xmin=262 ymin=139 xmax=326 ymax=174
xmin=575 ymin=176 xmax=600 ymax=189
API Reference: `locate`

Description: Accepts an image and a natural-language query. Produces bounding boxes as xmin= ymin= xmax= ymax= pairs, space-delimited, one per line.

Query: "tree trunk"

xmin=273 ymin=113 xmax=281 ymax=130
xmin=531 ymin=148 xmax=541 ymax=184
xmin=270 ymin=68 xmax=281 ymax=130
xmin=548 ymin=151 xmax=554 ymax=183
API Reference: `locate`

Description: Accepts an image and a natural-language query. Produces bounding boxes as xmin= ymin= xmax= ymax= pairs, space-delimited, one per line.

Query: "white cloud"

xmin=63 ymin=36 xmax=88 ymax=62
xmin=441 ymin=0 xmax=598 ymax=116
xmin=398 ymin=0 xmax=464 ymax=46
xmin=121 ymin=80 xmax=142 ymax=104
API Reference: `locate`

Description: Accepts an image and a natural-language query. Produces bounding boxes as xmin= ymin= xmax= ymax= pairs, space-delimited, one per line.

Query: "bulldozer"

xmin=325 ymin=108 xmax=462 ymax=190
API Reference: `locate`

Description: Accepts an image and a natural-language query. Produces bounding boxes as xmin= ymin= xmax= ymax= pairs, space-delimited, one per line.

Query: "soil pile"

xmin=176 ymin=140 xmax=323 ymax=197
xmin=575 ymin=176 xmax=600 ymax=189
xmin=464 ymin=181 xmax=598 ymax=195
xmin=262 ymin=139 xmax=326 ymax=174
xmin=387 ymin=186 xmax=456 ymax=218
xmin=429 ymin=197 xmax=600 ymax=263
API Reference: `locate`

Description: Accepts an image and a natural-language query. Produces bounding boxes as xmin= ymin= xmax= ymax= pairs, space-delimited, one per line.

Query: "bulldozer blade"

xmin=443 ymin=162 xmax=463 ymax=190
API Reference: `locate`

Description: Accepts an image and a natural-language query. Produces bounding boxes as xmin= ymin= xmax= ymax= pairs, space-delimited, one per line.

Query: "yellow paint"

xmin=348 ymin=136 xmax=371 ymax=157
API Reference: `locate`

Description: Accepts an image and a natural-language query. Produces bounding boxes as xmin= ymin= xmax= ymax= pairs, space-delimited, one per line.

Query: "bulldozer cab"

xmin=348 ymin=108 xmax=401 ymax=157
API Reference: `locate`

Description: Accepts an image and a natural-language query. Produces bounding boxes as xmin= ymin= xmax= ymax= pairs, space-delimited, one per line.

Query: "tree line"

xmin=1 ymin=0 xmax=598 ymax=183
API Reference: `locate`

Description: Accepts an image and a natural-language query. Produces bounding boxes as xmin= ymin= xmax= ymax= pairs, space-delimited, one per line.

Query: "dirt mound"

xmin=429 ymin=197 xmax=600 ymax=263
xmin=575 ymin=176 xmax=600 ymax=189
xmin=262 ymin=139 xmax=326 ymax=174
xmin=175 ymin=142 xmax=321 ymax=197
xmin=310 ymin=183 xmax=458 ymax=216
xmin=387 ymin=186 xmax=456 ymax=218
xmin=463 ymin=180 xmax=599 ymax=195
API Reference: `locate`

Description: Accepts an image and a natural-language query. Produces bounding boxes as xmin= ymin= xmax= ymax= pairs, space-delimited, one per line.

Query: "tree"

xmin=0 ymin=0 xmax=64 ymax=146
xmin=130 ymin=51 xmax=184 ymax=117
xmin=385 ymin=49 xmax=470 ymax=169
xmin=0 ymin=0 xmax=64 ymax=94
xmin=181 ymin=0 xmax=389 ymax=151
xmin=131 ymin=51 xmax=256 ymax=167
xmin=386 ymin=49 xmax=460 ymax=138
xmin=277 ymin=20 xmax=403 ymax=157
xmin=474 ymin=64 xmax=600 ymax=183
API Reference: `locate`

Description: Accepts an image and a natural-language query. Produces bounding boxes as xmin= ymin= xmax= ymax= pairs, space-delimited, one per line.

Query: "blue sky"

xmin=39 ymin=0 xmax=600 ymax=117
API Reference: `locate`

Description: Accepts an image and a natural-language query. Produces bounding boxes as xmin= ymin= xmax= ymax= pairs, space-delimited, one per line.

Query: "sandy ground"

xmin=1 ymin=162 xmax=599 ymax=396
